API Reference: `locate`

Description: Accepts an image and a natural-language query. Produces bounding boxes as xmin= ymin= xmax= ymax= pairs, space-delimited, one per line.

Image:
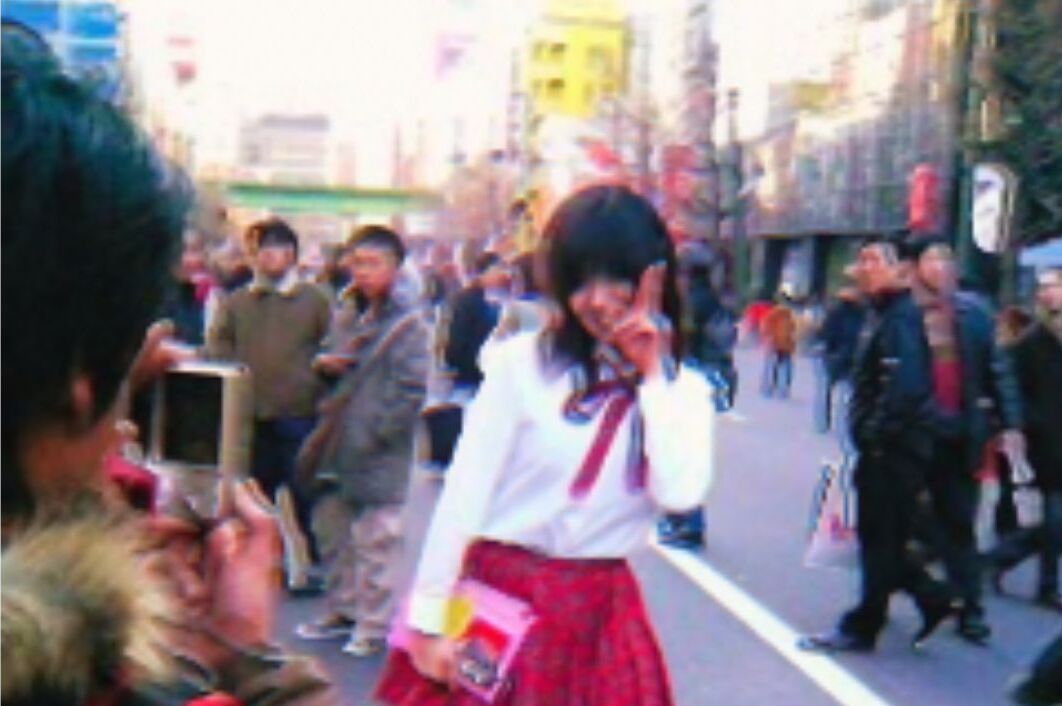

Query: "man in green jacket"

xmin=206 ymin=218 xmax=331 ymax=590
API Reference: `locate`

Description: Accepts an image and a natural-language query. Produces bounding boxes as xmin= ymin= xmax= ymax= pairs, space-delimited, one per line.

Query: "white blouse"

xmin=408 ymin=332 xmax=716 ymax=635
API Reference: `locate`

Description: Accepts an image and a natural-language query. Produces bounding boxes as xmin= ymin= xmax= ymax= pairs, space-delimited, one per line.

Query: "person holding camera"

xmin=1 ymin=22 xmax=336 ymax=705
xmin=296 ymin=225 xmax=430 ymax=658
xmin=205 ymin=218 xmax=332 ymax=593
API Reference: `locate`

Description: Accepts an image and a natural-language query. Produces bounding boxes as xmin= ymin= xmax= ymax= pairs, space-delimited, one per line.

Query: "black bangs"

xmin=540 ymin=184 xmax=683 ymax=376
xmin=545 ymin=184 xmax=671 ymax=298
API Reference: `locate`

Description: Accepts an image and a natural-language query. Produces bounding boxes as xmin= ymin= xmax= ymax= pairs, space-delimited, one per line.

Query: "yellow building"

xmin=523 ymin=0 xmax=628 ymax=120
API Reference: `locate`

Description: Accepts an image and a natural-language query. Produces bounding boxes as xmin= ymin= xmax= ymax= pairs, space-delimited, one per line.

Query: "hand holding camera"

xmin=127 ymin=321 xmax=281 ymax=668
xmin=145 ymin=480 xmax=282 ymax=669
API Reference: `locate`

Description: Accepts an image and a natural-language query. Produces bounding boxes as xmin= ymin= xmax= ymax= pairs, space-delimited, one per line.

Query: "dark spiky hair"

xmin=2 ymin=22 xmax=191 ymax=515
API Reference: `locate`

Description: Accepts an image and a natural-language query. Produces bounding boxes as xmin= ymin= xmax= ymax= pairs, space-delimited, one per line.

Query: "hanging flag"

xmin=435 ymin=32 xmax=474 ymax=79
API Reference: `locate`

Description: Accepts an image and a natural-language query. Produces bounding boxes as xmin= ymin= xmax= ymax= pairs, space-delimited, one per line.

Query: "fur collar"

xmin=2 ymin=515 xmax=173 ymax=704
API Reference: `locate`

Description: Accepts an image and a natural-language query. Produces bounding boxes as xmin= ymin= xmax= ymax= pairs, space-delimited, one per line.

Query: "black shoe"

xmin=957 ymin=610 xmax=991 ymax=645
xmin=1034 ymin=591 xmax=1062 ymax=613
xmin=288 ymin=574 xmax=326 ymax=598
xmin=659 ymin=530 xmax=705 ymax=550
xmin=797 ymin=631 xmax=875 ymax=653
xmin=1009 ymin=672 xmax=1061 ymax=706
xmin=658 ymin=516 xmax=705 ymax=550
xmin=912 ymin=600 xmax=960 ymax=649
xmin=295 ymin=613 xmax=356 ymax=640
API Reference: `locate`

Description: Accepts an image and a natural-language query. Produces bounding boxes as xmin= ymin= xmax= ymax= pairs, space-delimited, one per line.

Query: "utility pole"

xmin=678 ymin=0 xmax=719 ymax=243
xmin=635 ymin=13 xmax=653 ymax=198
xmin=952 ymin=0 xmax=1000 ymax=297
xmin=725 ymin=88 xmax=750 ymax=302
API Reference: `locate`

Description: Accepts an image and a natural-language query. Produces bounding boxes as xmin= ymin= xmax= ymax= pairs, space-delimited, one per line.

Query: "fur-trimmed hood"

xmin=2 ymin=515 xmax=173 ymax=705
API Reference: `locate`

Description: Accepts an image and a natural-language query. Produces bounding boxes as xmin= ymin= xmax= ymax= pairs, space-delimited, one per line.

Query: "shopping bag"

xmin=804 ymin=461 xmax=859 ymax=569
xmin=1015 ymin=486 xmax=1044 ymax=529
xmin=389 ymin=580 xmax=537 ymax=702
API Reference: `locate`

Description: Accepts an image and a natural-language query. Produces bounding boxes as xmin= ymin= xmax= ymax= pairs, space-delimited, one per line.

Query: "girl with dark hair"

xmin=376 ymin=185 xmax=715 ymax=705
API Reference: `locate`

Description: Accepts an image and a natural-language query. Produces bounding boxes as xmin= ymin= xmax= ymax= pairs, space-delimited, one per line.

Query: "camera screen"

xmin=162 ymin=372 xmax=222 ymax=465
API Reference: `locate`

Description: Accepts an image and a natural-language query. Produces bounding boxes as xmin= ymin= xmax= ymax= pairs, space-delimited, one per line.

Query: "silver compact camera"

xmin=149 ymin=361 xmax=253 ymax=514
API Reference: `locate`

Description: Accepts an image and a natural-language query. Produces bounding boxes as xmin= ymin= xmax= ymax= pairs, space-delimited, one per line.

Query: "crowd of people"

xmin=793 ymin=236 xmax=1061 ymax=704
xmin=3 ymin=17 xmax=1060 ymax=706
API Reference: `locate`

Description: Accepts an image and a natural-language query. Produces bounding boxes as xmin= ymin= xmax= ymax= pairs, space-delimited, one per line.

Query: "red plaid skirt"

xmin=374 ymin=540 xmax=673 ymax=706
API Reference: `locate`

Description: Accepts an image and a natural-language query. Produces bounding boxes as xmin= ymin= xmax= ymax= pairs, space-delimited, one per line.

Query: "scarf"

xmin=562 ymin=346 xmax=648 ymax=499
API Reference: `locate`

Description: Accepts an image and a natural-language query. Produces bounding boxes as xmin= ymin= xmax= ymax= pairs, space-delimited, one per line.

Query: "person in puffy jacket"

xmin=760 ymin=298 xmax=797 ymax=398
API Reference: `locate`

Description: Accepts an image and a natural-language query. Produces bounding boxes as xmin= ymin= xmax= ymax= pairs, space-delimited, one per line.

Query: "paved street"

xmin=280 ymin=347 xmax=1061 ymax=705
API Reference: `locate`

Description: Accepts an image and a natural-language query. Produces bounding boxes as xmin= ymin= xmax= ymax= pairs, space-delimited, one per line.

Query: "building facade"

xmin=718 ymin=0 xmax=965 ymax=300
xmin=3 ymin=0 xmax=123 ymax=99
xmin=522 ymin=0 xmax=628 ymax=120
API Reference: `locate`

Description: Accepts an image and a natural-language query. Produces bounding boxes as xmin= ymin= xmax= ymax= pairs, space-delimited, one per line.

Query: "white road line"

xmin=650 ymin=541 xmax=894 ymax=706
xmin=723 ymin=411 xmax=749 ymax=423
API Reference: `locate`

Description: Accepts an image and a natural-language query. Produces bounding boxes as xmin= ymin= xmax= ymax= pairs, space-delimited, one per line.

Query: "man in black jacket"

xmin=799 ymin=236 xmax=957 ymax=653
xmin=988 ymin=268 xmax=1062 ymax=612
xmin=908 ymin=237 xmax=1024 ymax=643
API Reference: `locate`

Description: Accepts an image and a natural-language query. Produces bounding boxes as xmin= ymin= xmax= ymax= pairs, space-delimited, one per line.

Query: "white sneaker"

xmin=295 ymin=614 xmax=355 ymax=641
xmin=341 ymin=636 xmax=386 ymax=657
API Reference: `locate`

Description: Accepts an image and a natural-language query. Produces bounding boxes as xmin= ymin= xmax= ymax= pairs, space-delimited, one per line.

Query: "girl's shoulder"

xmin=480 ymin=330 xmax=546 ymax=377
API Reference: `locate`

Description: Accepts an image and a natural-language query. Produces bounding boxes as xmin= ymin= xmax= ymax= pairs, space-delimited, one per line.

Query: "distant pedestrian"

xmin=760 ymin=297 xmax=797 ymax=398
xmin=986 ymin=267 xmax=1062 ymax=613
xmin=485 ymin=251 xmax=553 ymax=344
xmin=205 ymin=218 xmax=331 ymax=593
xmin=212 ymin=240 xmax=254 ymax=293
xmin=681 ymin=241 xmax=739 ymax=407
xmin=989 ymin=305 xmax=1037 ymax=538
xmin=295 ymin=224 xmax=429 ymax=657
xmin=813 ymin=286 xmax=864 ymax=435
xmin=163 ymin=238 xmax=215 ymax=345
xmin=445 ymin=252 xmax=507 ymax=393
xmin=799 ymin=235 xmax=957 ymax=654
xmin=658 ymin=240 xmax=737 ymax=550
xmin=743 ymin=298 xmax=772 ymax=345
xmin=375 ymin=185 xmax=714 ymax=705
xmin=422 ymin=252 xmax=508 ymax=471
xmin=314 ymin=242 xmax=352 ymax=304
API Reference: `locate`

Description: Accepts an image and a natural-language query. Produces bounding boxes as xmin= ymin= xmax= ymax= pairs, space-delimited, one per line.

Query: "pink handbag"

xmin=389 ymin=580 xmax=537 ymax=702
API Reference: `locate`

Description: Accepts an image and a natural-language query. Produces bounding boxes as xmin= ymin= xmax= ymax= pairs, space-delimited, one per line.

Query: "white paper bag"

xmin=1015 ymin=486 xmax=1044 ymax=529
xmin=805 ymin=462 xmax=859 ymax=569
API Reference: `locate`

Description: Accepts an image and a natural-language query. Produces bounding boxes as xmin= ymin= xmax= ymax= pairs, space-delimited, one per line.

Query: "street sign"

xmin=972 ymin=163 xmax=1018 ymax=254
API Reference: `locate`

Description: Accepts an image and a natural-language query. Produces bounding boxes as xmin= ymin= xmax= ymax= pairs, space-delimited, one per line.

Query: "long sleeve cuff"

xmin=638 ymin=368 xmax=714 ymax=511
xmin=407 ymin=592 xmax=450 ymax=636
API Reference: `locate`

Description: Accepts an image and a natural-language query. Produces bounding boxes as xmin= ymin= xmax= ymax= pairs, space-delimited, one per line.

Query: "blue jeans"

xmin=761 ymin=350 xmax=793 ymax=398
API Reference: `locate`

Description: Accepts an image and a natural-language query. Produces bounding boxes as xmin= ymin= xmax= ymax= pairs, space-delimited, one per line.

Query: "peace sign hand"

xmin=609 ymin=262 xmax=673 ymax=380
